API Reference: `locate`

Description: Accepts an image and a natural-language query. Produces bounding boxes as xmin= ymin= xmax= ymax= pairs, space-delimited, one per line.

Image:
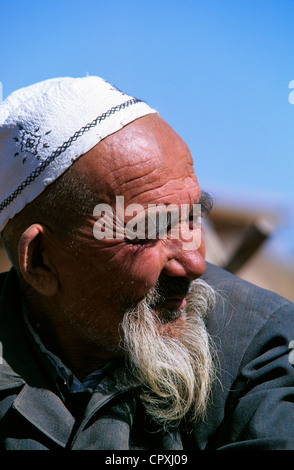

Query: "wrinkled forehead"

xmin=75 ymin=114 xmax=199 ymax=206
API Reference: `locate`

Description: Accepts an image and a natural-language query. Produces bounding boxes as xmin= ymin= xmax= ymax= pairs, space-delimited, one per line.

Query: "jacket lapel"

xmin=12 ymin=383 xmax=75 ymax=448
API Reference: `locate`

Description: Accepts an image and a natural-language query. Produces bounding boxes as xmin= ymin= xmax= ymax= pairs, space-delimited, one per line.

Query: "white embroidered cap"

xmin=0 ymin=76 xmax=157 ymax=232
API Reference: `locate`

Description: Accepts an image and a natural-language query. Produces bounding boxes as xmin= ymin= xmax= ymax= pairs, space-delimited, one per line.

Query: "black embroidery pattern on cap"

xmin=13 ymin=126 xmax=52 ymax=164
xmin=0 ymin=98 xmax=141 ymax=214
xmin=21 ymin=130 xmax=41 ymax=156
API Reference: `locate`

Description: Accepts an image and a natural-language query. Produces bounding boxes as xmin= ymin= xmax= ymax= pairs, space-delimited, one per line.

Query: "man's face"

xmin=52 ymin=114 xmax=207 ymax=353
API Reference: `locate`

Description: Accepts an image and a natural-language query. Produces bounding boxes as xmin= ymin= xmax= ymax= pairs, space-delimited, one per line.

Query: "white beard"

xmin=120 ymin=278 xmax=217 ymax=427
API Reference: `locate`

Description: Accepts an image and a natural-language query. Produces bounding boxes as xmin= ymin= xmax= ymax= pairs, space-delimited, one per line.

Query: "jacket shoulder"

xmin=202 ymin=262 xmax=294 ymax=391
xmin=203 ymin=262 xmax=293 ymax=320
xmin=193 ymin=263 xmax=294 ymax=449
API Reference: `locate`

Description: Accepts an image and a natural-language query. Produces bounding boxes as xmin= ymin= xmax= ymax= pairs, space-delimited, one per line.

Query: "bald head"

xmin=75 ymin=113 xmax=197 ymax=202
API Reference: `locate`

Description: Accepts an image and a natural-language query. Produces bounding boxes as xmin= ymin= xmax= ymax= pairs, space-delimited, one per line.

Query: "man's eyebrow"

xmin=197 ymin=191 xmax=214 ymax=217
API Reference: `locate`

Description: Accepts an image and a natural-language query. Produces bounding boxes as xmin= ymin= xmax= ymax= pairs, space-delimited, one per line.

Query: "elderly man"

xmin=0 ymin=76 xmax=294 ymax=450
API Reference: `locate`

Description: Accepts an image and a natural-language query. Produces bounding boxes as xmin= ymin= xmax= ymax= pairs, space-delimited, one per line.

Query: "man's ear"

xmin=18 ymin=224 xmax=59 ymax=296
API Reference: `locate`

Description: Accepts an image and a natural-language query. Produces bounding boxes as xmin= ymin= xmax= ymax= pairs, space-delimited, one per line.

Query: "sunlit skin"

xmin=21 ymin=114 xmax=207 ymax=379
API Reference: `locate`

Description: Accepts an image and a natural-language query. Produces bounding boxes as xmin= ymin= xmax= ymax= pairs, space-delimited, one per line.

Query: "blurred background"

xmin=0 ymin=0 xmax=294 ymax=301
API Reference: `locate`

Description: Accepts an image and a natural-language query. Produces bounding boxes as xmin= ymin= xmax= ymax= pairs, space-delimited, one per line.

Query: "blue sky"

xmin=1 ymin=0 xmax=294 ymax=263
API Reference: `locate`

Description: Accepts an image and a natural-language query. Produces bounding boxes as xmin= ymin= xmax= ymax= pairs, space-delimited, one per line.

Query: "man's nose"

xmin=162 ymin=237 xmax=206 ymax=280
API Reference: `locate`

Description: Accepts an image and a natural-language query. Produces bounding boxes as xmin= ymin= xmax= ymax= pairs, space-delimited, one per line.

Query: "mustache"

xmin=120 ymin=276 xmax=192 ymax=321
xmin=149 ymin=276 xmax=192 ymax=307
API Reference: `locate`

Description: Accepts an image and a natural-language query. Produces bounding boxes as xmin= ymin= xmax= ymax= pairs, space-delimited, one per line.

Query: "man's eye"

xmin=187 ymin=213 xmax=201 ymax=230
xmin=189 ymin=213 xmax=199 ymax=226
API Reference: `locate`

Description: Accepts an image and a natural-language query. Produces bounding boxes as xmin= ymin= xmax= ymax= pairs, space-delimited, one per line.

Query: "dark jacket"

xmin=1 ymin=263 xmax=294 ymax=450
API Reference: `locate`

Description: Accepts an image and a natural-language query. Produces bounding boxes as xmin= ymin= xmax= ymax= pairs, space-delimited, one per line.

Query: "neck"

xmin=23 ymin=289 xmax=122 ymax=381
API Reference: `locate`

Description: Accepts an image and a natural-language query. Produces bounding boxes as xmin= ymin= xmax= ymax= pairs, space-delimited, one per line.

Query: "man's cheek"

xmin=130 ymin=254 xmax=162 ymax=294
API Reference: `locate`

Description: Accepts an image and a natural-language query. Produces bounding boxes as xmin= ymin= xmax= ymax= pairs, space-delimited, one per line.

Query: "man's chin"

xmin=157 ymin=310 xmax=187 ymax=337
